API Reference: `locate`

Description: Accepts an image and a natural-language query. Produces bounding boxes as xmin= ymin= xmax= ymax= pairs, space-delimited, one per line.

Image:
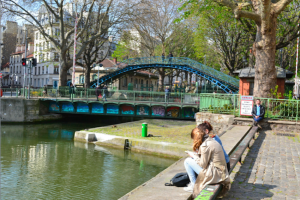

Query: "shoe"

xmin=253 ymin=121 xmax=257 ymax=126
xmin=183 ymin=182 xmax=194 ymax=192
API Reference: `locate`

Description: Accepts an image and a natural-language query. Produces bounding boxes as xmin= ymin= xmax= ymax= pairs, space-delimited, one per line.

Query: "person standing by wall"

xmin=168 ymin=52 xmax=173 ymax=63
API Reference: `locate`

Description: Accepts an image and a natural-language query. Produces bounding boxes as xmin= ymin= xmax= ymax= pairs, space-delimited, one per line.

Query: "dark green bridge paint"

xmin=45 ymin=99 xmax=198 ymax=119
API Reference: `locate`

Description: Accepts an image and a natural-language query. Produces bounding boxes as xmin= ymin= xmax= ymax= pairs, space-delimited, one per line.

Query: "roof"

xmin=11 ymin=51 xmax=25 ymax=55
xmin=99 ymin=58 xmax=128 ymax=69
xmin=137 ymin=70 xmax=158 ymax=78
xmin=27 ymin=54 xmax=33 ymax=58
xmin=1 ymin=62 xmax=10 ymax=69
xmin=233 ymin=66 xmax=294 ymax=79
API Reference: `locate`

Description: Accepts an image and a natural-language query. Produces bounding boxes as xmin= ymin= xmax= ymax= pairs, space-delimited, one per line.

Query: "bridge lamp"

xmin=93 ymin=63 xmax=104 ymax=86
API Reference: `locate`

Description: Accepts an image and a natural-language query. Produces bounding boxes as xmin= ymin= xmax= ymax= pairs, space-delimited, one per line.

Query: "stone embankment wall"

xmin=195 ymin=112 xmax=235 ymax=135
xmin=196 ymin=112 xmax=300 ymax=133
xmin=0 ymin=98 xmax=61 ymax=122
xmin=234 ymin=117 xmax=300 ymax=132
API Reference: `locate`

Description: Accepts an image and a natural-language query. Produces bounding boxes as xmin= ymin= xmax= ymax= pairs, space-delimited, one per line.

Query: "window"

xmin=250 ymin=82 xmax=254 ymax=95
xmin=46 ymin=66 xmax=48 ymax=74
xmin=38 ymin=67 xmax=40 ymax=75
xmin=47 ymin=42 xmax=50 ymax=49
xmin=54 ymin=53 xmax=59 ymax=61
xmin=36 ymin=33 xmax=38 ymax=40
xmin=123 ymin=77 xmax=127 ymax=86
xmin=92 ymin=74 xmax=97 ymax=81
xmin=46 ymin=78 xmax=49 ymax=85
xmin=42 ymin=66 xmax=44 ymax=74
xmin=39 ymin=54 xmax=43 ymax=62
xmin=141 ymin=79 xmax=143 ymax=85
xmin=55 ymin=28 xmax=60 ymax=36
xmin=79 ymin=74 xmax=84 ymax=84
xmin=54 ymin=66 xmax=59 ymax=74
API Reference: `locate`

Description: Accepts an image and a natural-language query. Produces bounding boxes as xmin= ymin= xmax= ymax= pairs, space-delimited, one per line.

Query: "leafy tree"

xmin=181 ymin=0 xmax=300 ymax=97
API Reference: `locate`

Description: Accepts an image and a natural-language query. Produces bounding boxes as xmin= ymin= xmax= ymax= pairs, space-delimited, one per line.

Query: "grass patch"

xmin=88 ymin=119 xmax=196 ymax=145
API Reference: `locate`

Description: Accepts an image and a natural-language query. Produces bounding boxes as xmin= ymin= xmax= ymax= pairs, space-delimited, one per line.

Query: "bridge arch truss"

xmin=91 ymin=57 xmax=239 ymax=93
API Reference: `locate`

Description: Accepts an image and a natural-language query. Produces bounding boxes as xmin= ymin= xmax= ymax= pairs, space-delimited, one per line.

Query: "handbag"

xmin=165 ymin=172 xmax=190 ymax=187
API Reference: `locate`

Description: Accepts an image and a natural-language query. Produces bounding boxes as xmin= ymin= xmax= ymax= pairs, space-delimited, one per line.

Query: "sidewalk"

xmin=223 ymin=130 xmax=300 ymax=200
xmin=119 ymin=125 xmax=251 ymax=200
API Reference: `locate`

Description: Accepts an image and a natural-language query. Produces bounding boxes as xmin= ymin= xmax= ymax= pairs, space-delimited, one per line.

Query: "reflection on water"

xmin=1 ymin=122 xmax=176 ymax=200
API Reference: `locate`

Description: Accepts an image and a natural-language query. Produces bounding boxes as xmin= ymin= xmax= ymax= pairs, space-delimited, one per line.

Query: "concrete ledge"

xmin=234 ymin=117 xmax=300 ymax=132
xmin=74 ymin=131 xmax=190 ymax=158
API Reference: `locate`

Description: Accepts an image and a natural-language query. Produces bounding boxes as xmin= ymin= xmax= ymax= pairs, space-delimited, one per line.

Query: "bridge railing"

xmin=122 ymin=56 xmax=240 ymax=88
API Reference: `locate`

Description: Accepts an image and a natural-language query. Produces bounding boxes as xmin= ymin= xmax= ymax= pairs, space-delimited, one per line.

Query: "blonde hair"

xmin=191 ymin=128 xmax=206 ymax=152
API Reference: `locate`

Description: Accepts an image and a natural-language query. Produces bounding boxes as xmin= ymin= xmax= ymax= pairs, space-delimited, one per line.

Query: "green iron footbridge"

xmin=90 ymin=57 xmax=240 ymax=94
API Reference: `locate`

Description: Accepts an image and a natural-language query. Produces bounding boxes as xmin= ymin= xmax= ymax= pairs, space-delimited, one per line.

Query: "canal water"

xmin=0 ymin=122 xmax=176 ymax=200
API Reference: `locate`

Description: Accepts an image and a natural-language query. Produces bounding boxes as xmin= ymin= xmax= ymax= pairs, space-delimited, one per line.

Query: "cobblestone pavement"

xmin=223 ymin=130 xmax=300 ymax=200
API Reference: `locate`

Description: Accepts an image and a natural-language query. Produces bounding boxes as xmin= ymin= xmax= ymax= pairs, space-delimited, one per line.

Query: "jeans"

xmin=165 ymin=94 xmax=169 ymax=102
xmin=184 ymin=157 xmax=203 ymax=184
xmin=102 ymin=94 xmax=107 ymax=101
xmin=254 ymin=116 xmax=263 ymax=122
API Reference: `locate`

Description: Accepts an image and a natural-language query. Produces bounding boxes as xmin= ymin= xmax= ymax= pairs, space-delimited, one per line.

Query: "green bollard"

xmin=142 ymin=123 xmax=148 ymax=137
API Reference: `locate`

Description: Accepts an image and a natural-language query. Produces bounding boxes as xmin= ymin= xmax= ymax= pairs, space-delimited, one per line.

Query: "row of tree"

xmin=2 ymin=0 xmax=300 ymax=96
xmin=112 ymin=0 xmax=300 ymax=96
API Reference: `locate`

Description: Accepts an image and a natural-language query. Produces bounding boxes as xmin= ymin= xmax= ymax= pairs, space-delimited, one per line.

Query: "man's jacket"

xmin=252 ymin=105 xmax=265 ymax=118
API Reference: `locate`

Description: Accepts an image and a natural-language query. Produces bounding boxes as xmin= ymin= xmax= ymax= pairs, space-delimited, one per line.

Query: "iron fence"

xmin=1 ymin=88 xmax=299 ymax=121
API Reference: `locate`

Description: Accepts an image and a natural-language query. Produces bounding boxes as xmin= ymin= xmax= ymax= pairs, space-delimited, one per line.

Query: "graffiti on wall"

xmin=184 ymin=107 xmax=196 ymax=118
xmin=166 ymin=107 xmax=180 ymax=118
xmin=107 ymin=104 xmax=119 ymax=114
xmin=152 ymin=106 xmax=165 ymax=117
xmin=77 ymin=103 xmax=89 ymax=113
xmin=49 ymin=102 xmax=60 ymax=112
xmin=62 ymin=103 xmax=74 ymax=112
xmin=137 ymin=106 xmax=150 ymax=116
xmin=91 ymin=104 xmax=104 ymax=114
xmin=121 ymin=105 xmax=134 ymax=115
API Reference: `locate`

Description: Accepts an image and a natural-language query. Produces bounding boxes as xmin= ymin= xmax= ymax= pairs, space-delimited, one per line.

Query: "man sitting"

xmin=252 ymin=99 xmax=265 ymax=126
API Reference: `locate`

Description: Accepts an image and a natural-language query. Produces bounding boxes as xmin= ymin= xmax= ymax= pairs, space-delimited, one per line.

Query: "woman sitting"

xmin=184 ymin=121 xmax=231 ymax=198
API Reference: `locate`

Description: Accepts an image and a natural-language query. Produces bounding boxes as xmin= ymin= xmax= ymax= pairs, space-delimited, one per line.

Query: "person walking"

xmin=102 ymin=85 xmax=108 ymax=101
xmin=165 ymin=86 xmax=170 ymax=103
xmin=95 ymin=85 xmax=101 ymax=101
xmin=168 ymin=52 xmax=173 ymax=63
xmin=162 ymin=53 xmax=165 ymax=63
xmin=183 ymin=122 xmax=231 ymax=197
xmin=252 ymin=99 xmax=265 ymax=126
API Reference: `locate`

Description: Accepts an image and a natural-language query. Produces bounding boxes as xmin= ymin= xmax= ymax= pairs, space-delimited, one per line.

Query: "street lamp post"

xmin=93 ymin=63 xmax=103 ymax=87
xmin=23 ymin=28 xmax=28 ymax=96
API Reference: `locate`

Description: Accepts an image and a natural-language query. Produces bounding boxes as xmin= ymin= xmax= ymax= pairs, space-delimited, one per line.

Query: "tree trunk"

xmin=158 ymin=68 xmax=165 ymax=91
xmin=85 ymin=67 xmax=91 ymax=88
xmin=59 ymin=65 xmax=68 ymax=87
xmin=189 ymin=72 xmax=192 ymax=85
xmin=253 ymin=17 xmax=277 ymax=98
